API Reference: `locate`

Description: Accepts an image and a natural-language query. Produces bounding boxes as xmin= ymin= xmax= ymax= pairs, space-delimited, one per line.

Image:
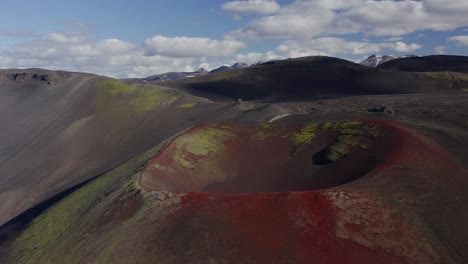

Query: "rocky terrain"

xmin=0 ymin=55 xmax=468 ymax=263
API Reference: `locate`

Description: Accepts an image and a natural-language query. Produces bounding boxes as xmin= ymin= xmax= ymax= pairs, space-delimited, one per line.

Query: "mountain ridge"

xmin=360 ymin=54 xmax=418 ymax=67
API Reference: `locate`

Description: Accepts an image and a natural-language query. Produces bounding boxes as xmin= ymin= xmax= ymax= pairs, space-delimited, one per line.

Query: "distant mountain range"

xmin=164 ymin=55 xmax=468 ymax=101
xmin=124 ymin=68 xmax=209 ymax=83
xmin=127 ymin=54 xmax=461 ymax=83
xmin=360 ymin=55 xmax=418 ymax=67
xmin=210 ymin=63 xmax=248 ymax=73
xmin=124 ymin=63 xmax=248 ymax=83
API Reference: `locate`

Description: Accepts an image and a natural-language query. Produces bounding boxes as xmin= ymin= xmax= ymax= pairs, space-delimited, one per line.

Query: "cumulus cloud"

xmin=393 ymin=42 xmax=422 ymax=53
xmin=0 ymin=31 xmax=245 ymax=78
xmin=424 ymin=0 xmax=468 ymax=13
xmin=448 ymin=36 xmax=468 ymax=46
xmin=143 ymin=36 xmax=246 ymax=57
xmin=226 ymin=0 xmax=468 ymax=40
xmin=234 ymin=52 xmax=270 ymax=65
xmin=281 ymin=38 xmax=421 ymax=56
xmin=221 ymin=0 xmax=280 ymax=14
xmin=343 ymin=0 xmax=468 ymax=35
xmin=227 ymin=10 xmax=337 ymax=40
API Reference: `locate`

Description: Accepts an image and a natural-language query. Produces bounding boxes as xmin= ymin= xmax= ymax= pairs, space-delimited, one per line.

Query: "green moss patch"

xmin=172 ymin=126 xmax=237 ymax=169
xmin=291 ymin=122 xmax=379 ymax=162
xmin=292 ymin=123 xmax=319 ymax=146
xmin=253 ymin=122 xmax=379 ymax=147
xmin=318 ymin=122 xmax=379 ymax=163
xmin=94 ymin=79 xmax=178 ymax=117
xmin=146 ymin=125 xmax=240 ymax=189
xmin=321 ymin=122 xmax=380 ymax=138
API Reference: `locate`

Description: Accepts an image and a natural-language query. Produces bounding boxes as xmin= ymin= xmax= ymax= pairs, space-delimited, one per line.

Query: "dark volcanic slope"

xmin=2 ymin=58 xmax=465 ymax=225
xmin=1 ymin=57 xmax=468 ymax=263
xmin=2 ymin=119 xmax=467 ymax=264
xmin=378 ymin=55 xmax=468 ymax=73
xmin=0 ymin=69 xmax=283 ymax=226
xmin=163 ymin=56 xmax=468 ymax=101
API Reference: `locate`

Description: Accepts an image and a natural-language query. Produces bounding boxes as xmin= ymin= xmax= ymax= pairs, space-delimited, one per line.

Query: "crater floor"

xmin=140 ymin=121 xmax=391 ymax=194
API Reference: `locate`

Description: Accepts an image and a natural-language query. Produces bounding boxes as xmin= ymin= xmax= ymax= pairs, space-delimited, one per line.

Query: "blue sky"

xmin=0 ymin=0 xmax=467 ymax=77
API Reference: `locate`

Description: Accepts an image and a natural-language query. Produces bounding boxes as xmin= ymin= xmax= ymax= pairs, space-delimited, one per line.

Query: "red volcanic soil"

xmin=138 ymin=121 xmax=467 ymax=264
xmin=141 ymin=122 xmax=388 ymax=193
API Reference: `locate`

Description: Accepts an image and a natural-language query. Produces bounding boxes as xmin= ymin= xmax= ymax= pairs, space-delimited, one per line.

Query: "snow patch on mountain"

xmin=360 ymin=54 xmax=418 ymax=67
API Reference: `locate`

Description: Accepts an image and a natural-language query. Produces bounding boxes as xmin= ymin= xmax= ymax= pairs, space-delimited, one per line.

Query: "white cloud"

xmin=0 ymin=31 xmax=246 ymax=78
xmin=343 ymin=1 xmax=468 ymax=35
xmin=435 ymin=45 xmax=446 ymax=55
xmin=279 ymin=38 xmax=421 ymax=57
xmin=97 ymin=39 xmax=136 ymax=54
xmin=227 ymin=9 xmax=337 ymax=40
xmin=234 ymin=50 xmax=285 ymax=65
xmin=221 ymin=0 xmax=280 ymax=14
xmin=226 ymin=0 xmax=468 ymax=40
xmin=143 ymin=36 xmax=246 ymax=57
xmin=424 ymin=0 xmax=468 ymax=13
xmin=393 ymin=42 xmax=422 ymax=53
xmin=234 ymin=52 xmax=270 ymax=64
xmin=448 ymin=36 xmax=468 ymax=46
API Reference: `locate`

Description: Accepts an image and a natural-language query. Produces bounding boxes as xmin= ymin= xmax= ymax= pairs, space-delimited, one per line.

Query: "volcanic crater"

xmin=140 ymin=121 xmax=394 ymax=194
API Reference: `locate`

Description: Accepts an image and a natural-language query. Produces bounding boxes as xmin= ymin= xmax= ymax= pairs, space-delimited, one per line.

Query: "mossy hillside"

xmin=94 ymin=79 xmax=178 ymax=117
xmin=10 ymin=143 xmax=163 ymax=264
xmin=59 ymin=183 xmax=143 ymax=264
